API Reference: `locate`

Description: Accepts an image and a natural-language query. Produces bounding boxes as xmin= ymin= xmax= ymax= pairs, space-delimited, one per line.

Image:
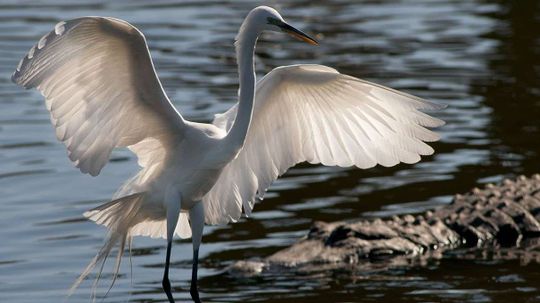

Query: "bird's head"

xmin=247 ymin=6 xmax=318 ymax=45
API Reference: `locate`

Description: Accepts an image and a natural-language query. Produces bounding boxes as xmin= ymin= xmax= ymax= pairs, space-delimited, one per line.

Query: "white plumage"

xmin=12 ymin=6 xmax=444 ymax=303
xmin=205 ymin=64 xmax=444 ymax=224
xmin=15 ymin=17 xmax=184 ymax=177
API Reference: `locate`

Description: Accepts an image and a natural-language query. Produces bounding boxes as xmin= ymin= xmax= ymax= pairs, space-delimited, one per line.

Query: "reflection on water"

xmin=475 ymin=0 xmax=540 ymax=175
xmin=0 ymin=1 xmax=539 ymax=302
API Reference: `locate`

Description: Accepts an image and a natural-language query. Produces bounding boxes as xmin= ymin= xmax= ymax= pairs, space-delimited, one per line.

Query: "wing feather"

xmin=203 ymin=64 xmax=445 ymax=224
xmin=12 ymin=17 xmax=184 ymax=176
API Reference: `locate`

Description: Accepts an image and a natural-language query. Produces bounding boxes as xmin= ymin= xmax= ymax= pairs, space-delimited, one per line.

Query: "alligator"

xmin=228 ymin=175 xmax=540 ymax=276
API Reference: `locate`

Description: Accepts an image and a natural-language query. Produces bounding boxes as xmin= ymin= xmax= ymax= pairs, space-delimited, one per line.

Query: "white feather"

xmin=12 ymin=17 xmax=185 ymax=176
xmin=204 ymin=64 xmax=445 ymax=224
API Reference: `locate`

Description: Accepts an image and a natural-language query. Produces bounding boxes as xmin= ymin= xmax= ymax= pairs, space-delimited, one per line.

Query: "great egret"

xmin=11 ymin=6 xmax=444 ymax=303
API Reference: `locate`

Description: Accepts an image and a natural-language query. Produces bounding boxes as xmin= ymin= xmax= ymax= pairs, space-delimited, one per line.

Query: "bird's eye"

xmin=267 ymin=17 xmax=280 ymax=26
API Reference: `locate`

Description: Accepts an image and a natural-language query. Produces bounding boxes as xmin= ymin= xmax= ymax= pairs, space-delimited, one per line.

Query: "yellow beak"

xmin=279 ymin=22 xmax=318 ymax=45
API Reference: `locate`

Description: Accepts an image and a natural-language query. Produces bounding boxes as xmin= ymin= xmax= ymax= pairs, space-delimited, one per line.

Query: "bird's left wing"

xmin=12 ymin=17 xmax=185 ymax=176
xmin=204 ymin=64 xmax=445 ymax=224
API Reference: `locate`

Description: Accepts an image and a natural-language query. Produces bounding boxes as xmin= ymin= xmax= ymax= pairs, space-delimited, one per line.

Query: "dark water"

xmin=1 ymin=0 xmax=540 ymax=302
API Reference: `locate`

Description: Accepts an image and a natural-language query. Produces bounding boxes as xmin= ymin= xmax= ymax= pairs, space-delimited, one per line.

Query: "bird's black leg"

xmin=163 ymin=190 xmax=181 ymax=303
xmin=189 ymin=202 xmax=204 ymax=303
xmin=190 ymin=248 xmax=201 ymax=303
xmin=162 ymin=240 xmax=175 ymax=303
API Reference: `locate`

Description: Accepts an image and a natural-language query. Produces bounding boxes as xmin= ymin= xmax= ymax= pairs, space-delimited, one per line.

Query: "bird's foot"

xmin=190 ymin=285 xmax=202 ymax=303
xmin=162 ymin=276 xmax=175 ymax=303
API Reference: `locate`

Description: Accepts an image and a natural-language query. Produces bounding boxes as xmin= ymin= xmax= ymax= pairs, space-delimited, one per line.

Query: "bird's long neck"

xmin=224 ymin=21 xmax=259 ymax=148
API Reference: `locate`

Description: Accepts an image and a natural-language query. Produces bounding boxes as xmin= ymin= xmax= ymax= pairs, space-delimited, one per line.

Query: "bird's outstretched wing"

xmin=12 ymin=17 xmax=184 ymax=176
xmin=204 ymin=64 xmax=445 ymax=224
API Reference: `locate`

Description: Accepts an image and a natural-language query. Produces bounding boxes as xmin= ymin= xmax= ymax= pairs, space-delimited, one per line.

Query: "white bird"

xmin=12 ymin=6 xmax=444 ymax=303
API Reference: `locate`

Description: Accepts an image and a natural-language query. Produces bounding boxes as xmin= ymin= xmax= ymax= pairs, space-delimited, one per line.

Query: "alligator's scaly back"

xmin=229 ymin=175 xmax=540 ymax=276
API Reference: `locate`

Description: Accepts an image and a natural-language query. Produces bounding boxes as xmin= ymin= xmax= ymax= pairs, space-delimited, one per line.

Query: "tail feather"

xmin=69 ymin=227 xmax=127 ymax=298
xmin=84 ymin=193 xmax=145 ymax=227
xmin=71 ymin=191 xmax=192 ymax=299
xmin=69 ymin=193 xmax=145 ymax=299
xmin=103 ymin=234 xmax=127 ymax=299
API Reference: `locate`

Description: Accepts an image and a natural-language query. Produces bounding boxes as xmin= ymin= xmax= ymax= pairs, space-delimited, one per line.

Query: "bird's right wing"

xmin=12 ymin=17 xmax=185 ymax=176
xmin=204 ymin=64 xmax=445 ymax=224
